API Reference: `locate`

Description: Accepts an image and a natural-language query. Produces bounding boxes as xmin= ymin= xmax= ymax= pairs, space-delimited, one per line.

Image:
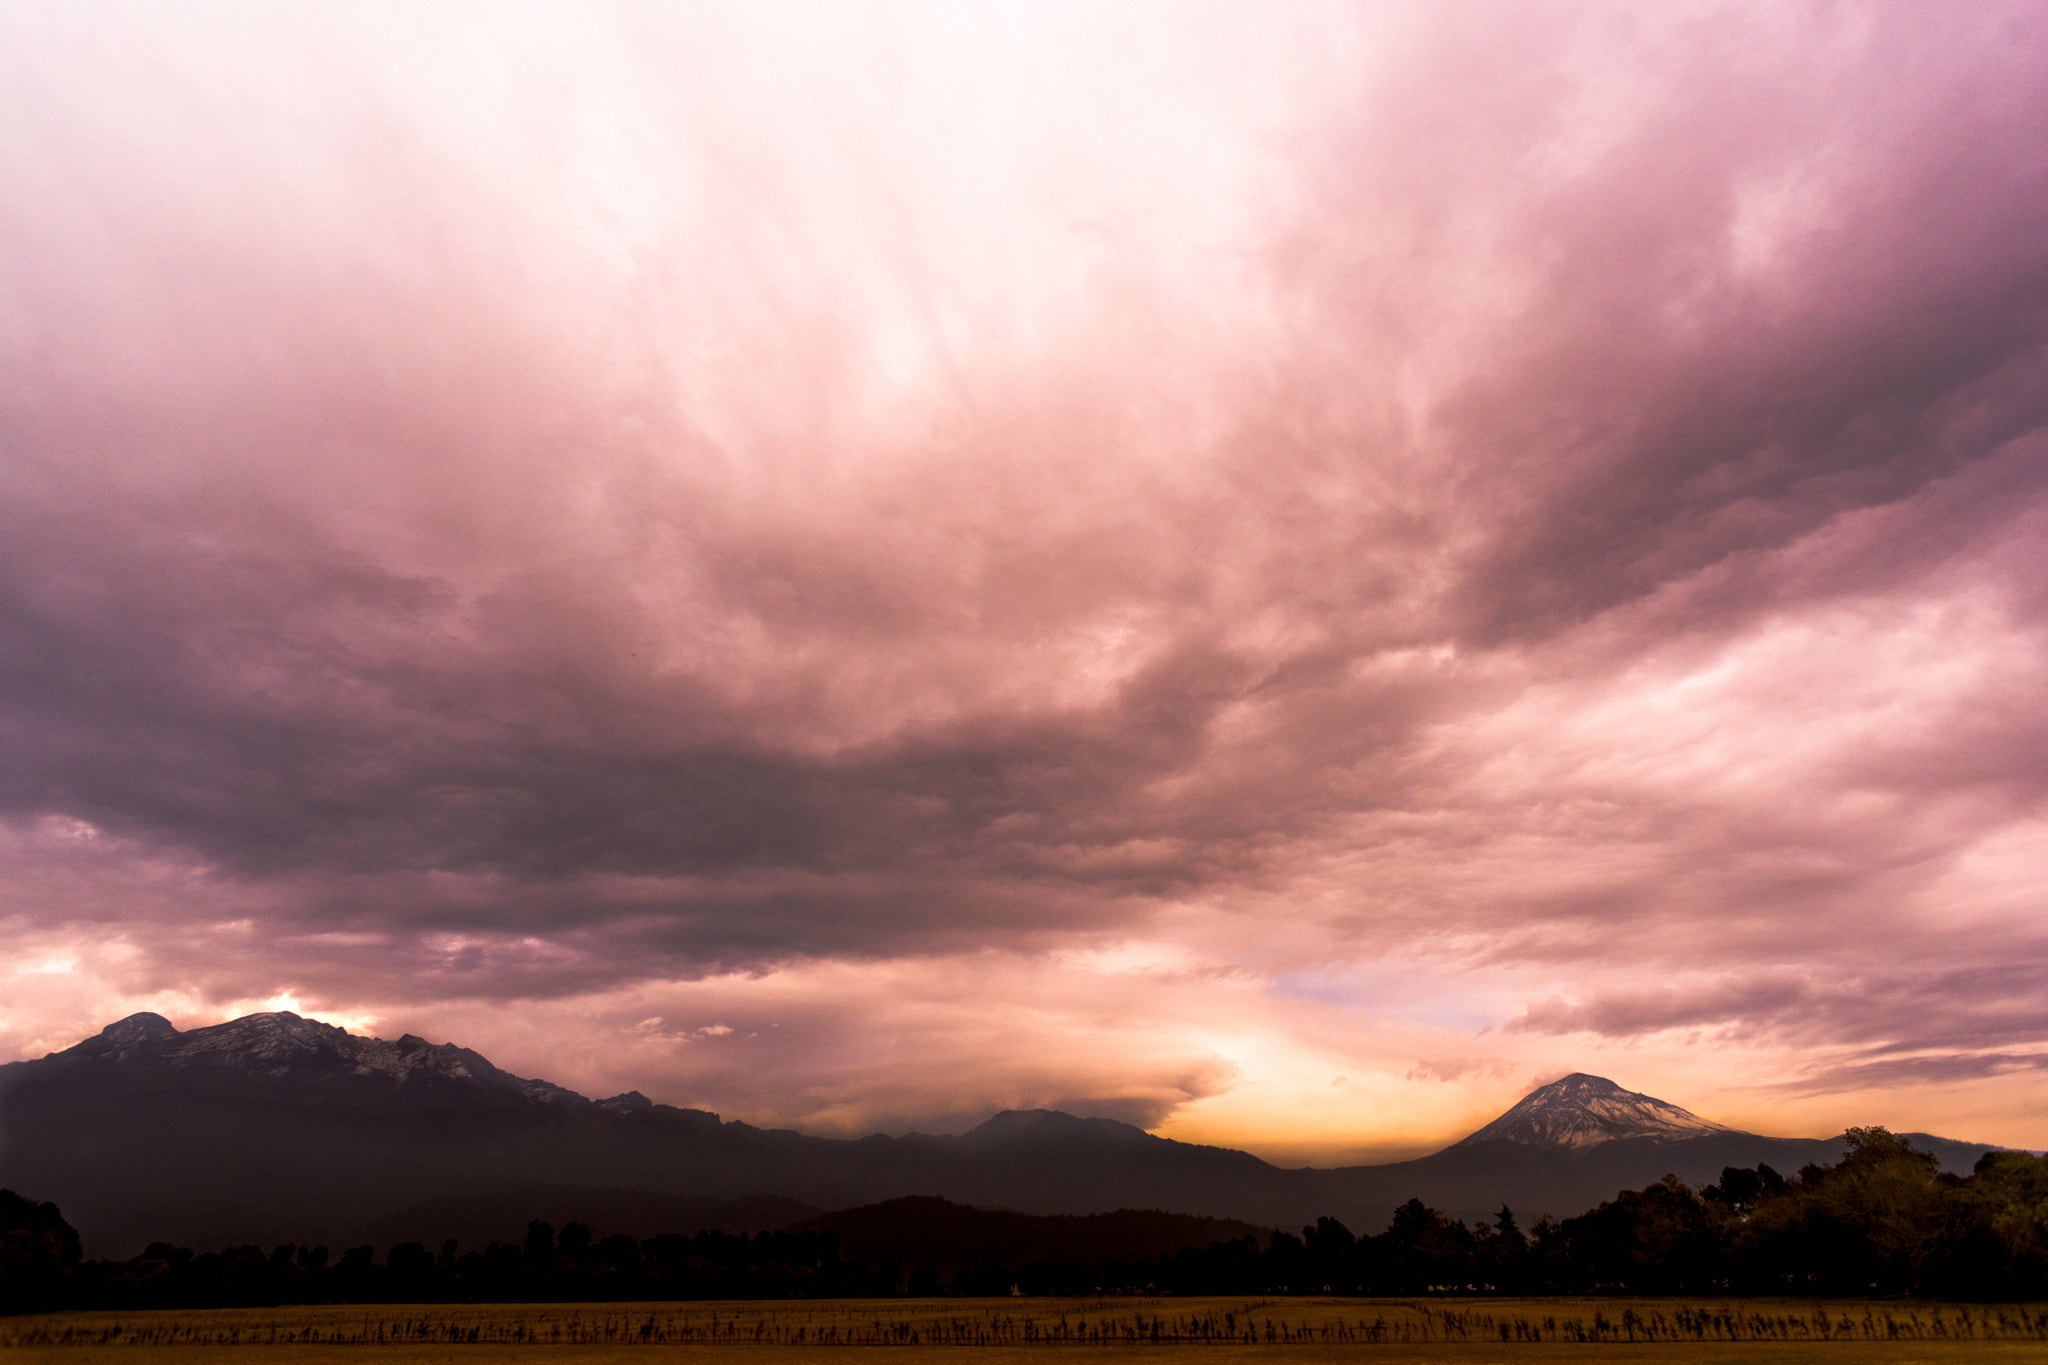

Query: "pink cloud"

xmin=2 ymin=1 xmax=2046 ymax=1156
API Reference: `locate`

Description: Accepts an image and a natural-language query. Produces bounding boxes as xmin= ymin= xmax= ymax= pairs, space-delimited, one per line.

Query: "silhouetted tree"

xmin=521 ymin=1220 xmax=554 ymax=1270
xmin=1476 ymin=1205 xmax=1528 ymax=1290
xmin=0 ymin=1190 xmax=81 ymax=1312
xmin=1369 ymin=1197 xmax=1474 ymax=1291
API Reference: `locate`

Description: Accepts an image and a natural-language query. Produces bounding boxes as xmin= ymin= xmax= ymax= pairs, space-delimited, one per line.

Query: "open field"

xmin=6 ymin=1298 xmax=2048 ymax=1363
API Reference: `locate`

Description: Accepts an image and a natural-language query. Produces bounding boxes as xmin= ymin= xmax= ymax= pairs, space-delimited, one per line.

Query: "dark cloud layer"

xmin=3 ymin=1 xmax=2046 ymax=1147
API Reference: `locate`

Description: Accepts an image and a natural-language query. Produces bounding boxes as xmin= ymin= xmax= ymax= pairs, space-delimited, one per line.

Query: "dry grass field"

xmin=4 ymin=1301 xmax=2048 ymax=1358
xmin=6 ymin=1297 xmax=2048 ymax=1363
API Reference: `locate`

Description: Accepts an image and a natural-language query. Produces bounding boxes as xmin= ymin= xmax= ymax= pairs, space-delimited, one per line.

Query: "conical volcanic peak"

xmin=1454 ymin=1073 xmax=1734 ymax=1149
xmin=960 ymin=1109 xmax=1157 ymax=1150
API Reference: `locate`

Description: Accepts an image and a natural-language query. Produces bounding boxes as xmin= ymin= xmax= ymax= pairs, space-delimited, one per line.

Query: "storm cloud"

xmin=2 ymin=1 xmax=2046 ymax=1156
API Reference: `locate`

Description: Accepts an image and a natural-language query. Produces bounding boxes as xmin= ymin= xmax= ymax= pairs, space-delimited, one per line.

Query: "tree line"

xmin=1214 ymin=1130 xmax=2048 ymax=1301
xmin=5 ymin=1128 xmax=2045 ymax=1311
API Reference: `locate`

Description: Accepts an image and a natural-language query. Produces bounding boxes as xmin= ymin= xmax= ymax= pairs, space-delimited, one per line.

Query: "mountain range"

xmin=0 ymin=1011 xmax=2013 ymax=1256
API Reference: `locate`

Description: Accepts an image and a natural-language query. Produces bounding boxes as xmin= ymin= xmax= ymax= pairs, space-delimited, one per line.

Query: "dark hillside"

xmin=362 ymin=1188 xmax=821 ymax=1250
xmin=790 ymin=1196 xmax=1269 ymax=1274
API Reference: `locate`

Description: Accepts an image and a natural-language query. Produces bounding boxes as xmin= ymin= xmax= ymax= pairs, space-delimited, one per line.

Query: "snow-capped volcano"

xmin=50 ymin=1011 xmax=615 ymax=1110
xmin=1453 ymin=1073 xmax=1734 ymax=1149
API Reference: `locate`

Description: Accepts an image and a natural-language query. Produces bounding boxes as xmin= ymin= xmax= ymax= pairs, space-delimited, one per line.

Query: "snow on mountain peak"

xmin=1454 ymin=1072 xmax=1734 ymax=1149
xmin=53 ymin=1010 xmax=589 ymax=1107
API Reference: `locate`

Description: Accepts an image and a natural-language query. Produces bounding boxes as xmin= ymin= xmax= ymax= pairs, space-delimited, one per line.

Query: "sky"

xmin=2 ymin=1 xmax=2046 ymax=1165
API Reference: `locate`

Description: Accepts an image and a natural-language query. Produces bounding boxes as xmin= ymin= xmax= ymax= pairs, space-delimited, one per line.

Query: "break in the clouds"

xmin=3 ymin=1 xmax=2047 ymax=1158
